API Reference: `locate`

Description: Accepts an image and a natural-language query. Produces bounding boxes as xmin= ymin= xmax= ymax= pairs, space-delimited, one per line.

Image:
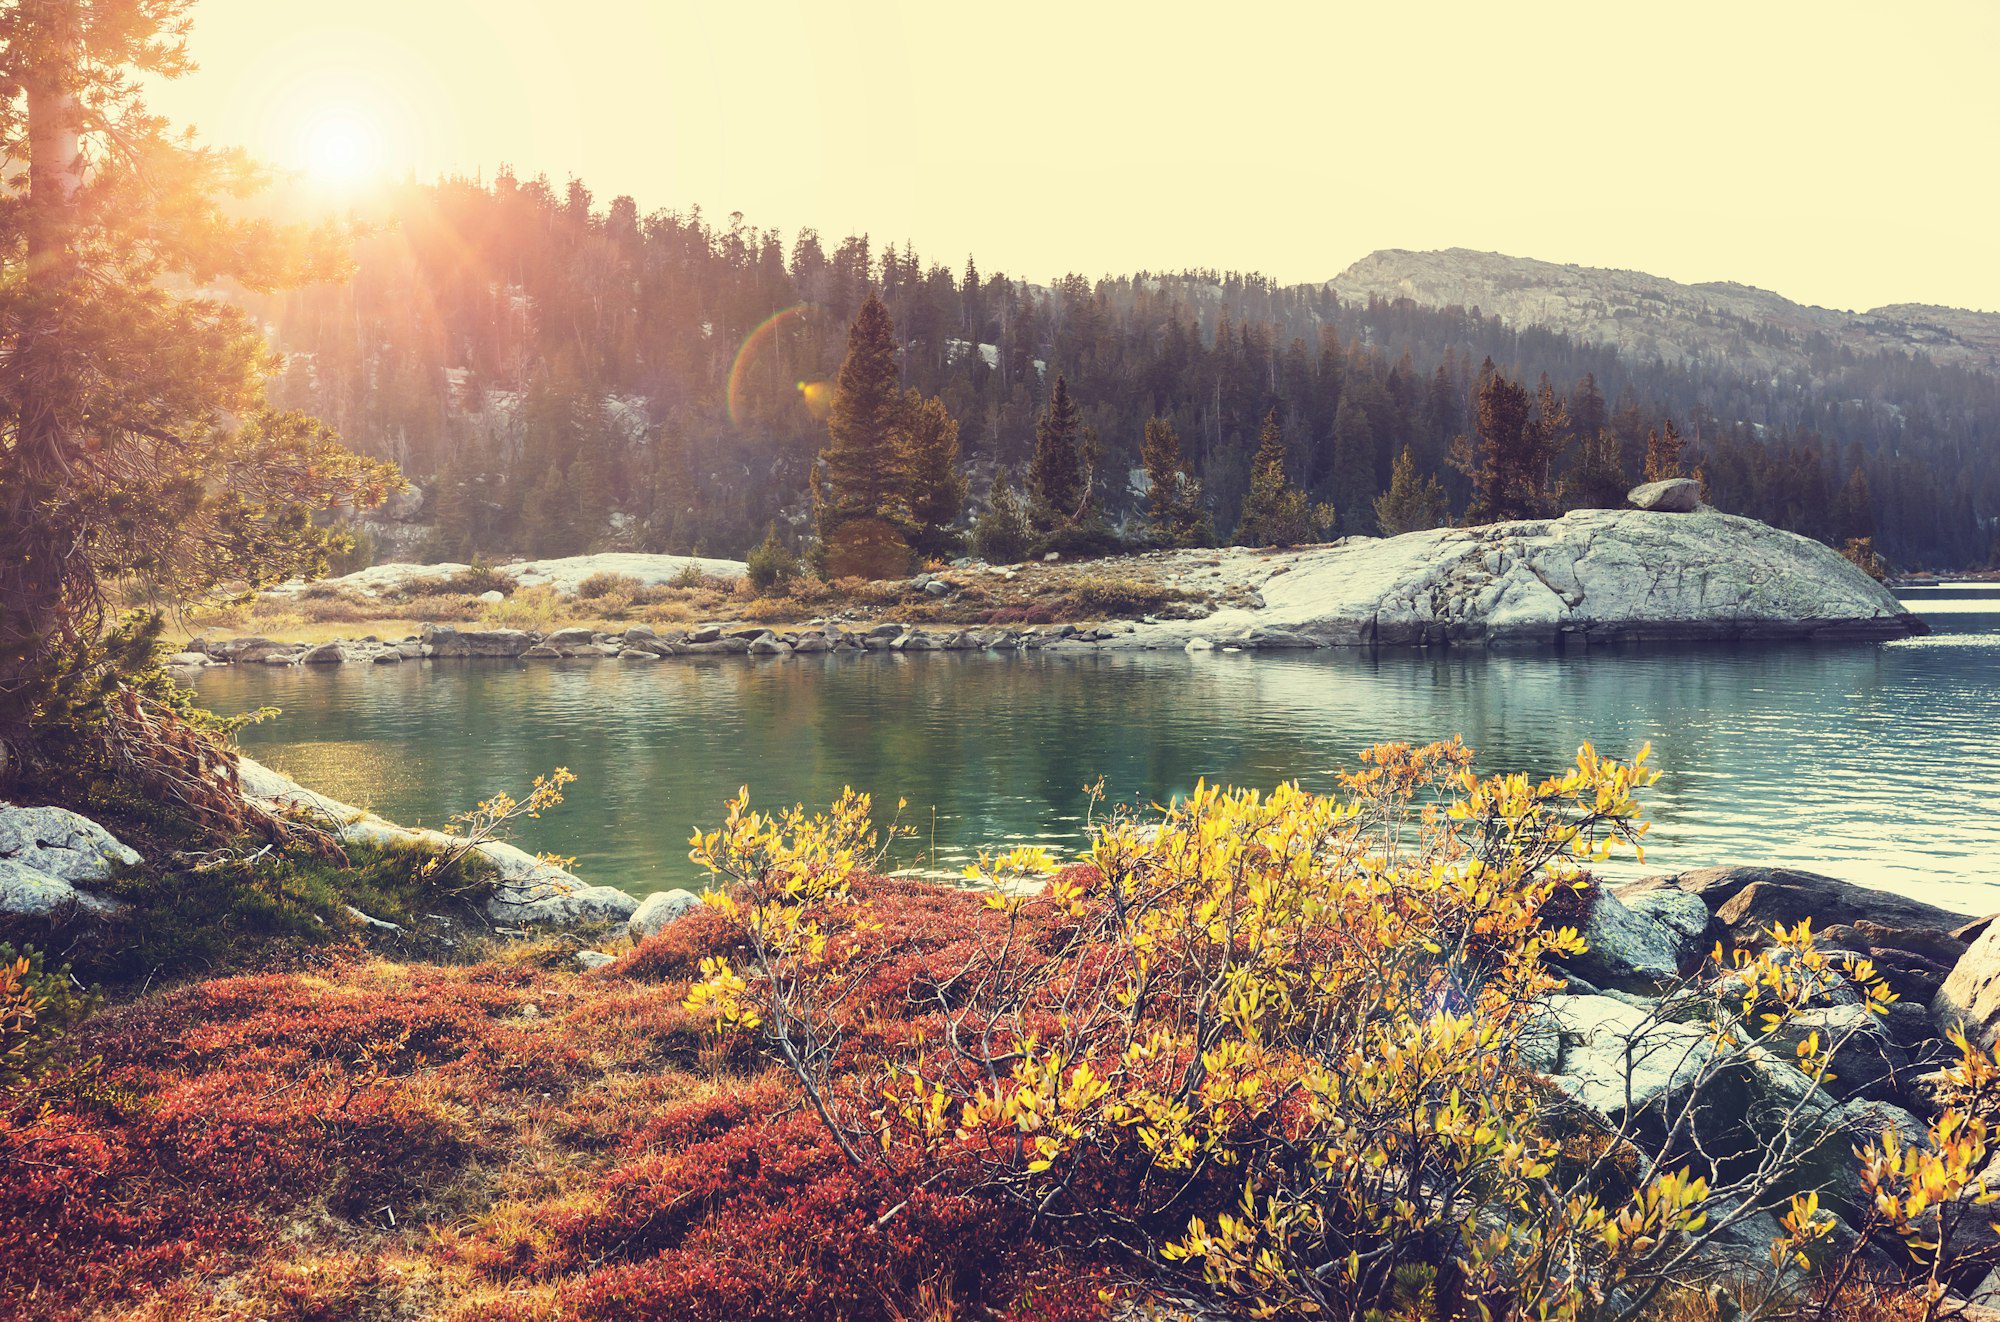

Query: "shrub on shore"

xmin=744 ymin=527 xmax=800 ymax=594
xmin=686 ymin=745 xmax=1996 ymax=1319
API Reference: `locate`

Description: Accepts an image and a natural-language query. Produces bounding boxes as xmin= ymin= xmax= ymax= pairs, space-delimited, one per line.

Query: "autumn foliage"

xmin=687 ymin=744 xmax=2000 ymax=1320
xmin=12 ymin=747 xmax=2000 ymax=1317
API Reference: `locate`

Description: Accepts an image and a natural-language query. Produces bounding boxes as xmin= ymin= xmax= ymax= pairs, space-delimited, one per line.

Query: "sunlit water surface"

xmin=198 ymin=593 xmax=2000 ymax=911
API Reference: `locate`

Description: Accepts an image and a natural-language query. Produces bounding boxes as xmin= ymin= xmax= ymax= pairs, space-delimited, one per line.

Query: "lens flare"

xmin=726 ymin=304 xmax=813 ymax=428
xmin=796 ymin=378 xmax=833 ymax=420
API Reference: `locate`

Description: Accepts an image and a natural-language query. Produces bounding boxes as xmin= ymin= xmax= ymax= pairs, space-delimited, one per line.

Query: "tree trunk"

xmin=0 ymin=1 xmax=84 ymax=775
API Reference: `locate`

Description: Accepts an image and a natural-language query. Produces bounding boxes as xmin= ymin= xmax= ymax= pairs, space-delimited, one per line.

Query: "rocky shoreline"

xmin=170 ymin=487 xmax=1926 ymax=675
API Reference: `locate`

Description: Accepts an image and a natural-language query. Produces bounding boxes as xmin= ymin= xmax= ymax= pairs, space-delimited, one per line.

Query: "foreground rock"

xmin=629 ymin=889 xmax=702 ymax=939
xmin=0 ymin=858 xmax=125 ymax=920
xmin=0 ymin=803 xmax=141 ymax=882
xmin=1561 ymin=884 xmax=1709 ymax=988
xmin=1621 ymin=865 xmax=1974 ymax=1004
xmin=1933 ymin=924 xmax=2000 ymax=1050
xmin=237 ymin=758 xmax=635 ymax=927
xmin=0 ymin=803 xmax=140 ymax=922
xmin=1124 ymin=507 xmax=1924 ymax=649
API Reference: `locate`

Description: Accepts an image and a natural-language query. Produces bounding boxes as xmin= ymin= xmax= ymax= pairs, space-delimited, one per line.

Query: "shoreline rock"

xmin=179 ymin=510 xmax=1924 ymax=677
xmin=1118 ymin=507 xmax=1923 ymax=649
xmin=235 ymin=757 xmax=638 ymax=927
xmin=0 ymin=803 xmax=139 ymax=922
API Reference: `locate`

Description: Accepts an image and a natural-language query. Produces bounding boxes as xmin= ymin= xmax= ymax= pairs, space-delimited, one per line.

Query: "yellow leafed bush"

xmin=686 ymin=742 xmax=1975 ymax=1319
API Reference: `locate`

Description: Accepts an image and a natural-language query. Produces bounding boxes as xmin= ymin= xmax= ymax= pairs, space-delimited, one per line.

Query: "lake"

xmin=197 ymin=592 xmax=2000 ymax=912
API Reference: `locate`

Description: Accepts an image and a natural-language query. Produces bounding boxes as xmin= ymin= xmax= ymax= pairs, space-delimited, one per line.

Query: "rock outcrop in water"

xmin=1138 ymin=507 xmax=1925 ymax=649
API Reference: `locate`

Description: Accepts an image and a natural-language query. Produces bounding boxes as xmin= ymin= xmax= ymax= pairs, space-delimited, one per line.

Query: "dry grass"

xmin=170 ymin=552 xmax=1235 ymax=647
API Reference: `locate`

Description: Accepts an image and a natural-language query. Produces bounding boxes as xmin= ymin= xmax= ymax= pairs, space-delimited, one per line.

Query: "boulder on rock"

xmin=1626 ymin=477 xmax=1704 ymax=512
xmin=0 ymin=803 xmax=141 ymax=882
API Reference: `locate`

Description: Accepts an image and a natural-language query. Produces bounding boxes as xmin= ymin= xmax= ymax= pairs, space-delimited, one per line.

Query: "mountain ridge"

xmin=1326 ymin=247 xmax=2000 ymax=376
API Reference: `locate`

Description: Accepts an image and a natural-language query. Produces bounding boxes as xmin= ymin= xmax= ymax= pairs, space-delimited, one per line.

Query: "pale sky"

xmin=150 ymin=0 xmax=2000 ymax=313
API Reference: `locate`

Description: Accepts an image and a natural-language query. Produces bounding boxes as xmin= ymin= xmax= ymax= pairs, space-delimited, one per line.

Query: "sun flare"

xmin=292 ymin=106 xmax=382 ymax=190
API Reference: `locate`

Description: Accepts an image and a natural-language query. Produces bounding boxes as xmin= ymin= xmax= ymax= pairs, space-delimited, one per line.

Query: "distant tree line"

xmin=262 ymin=175 xmax=1999 ymax=569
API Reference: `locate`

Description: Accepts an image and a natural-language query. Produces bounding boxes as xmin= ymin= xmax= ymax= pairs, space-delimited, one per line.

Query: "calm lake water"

xmin=198 ymin=593 xmax=2000 ymax=912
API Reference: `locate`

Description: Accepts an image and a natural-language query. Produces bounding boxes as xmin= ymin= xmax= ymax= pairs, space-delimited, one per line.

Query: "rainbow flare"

xmin=726 ymin=303 xmax=813 ymax=428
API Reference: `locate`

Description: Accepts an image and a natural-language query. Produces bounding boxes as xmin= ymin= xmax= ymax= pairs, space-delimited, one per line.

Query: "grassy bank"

xmin=167 ymin=553 xmax=1247 ymax=650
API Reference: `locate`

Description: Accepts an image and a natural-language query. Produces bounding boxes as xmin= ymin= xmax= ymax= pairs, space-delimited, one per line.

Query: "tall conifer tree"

xmin=903 ymin=390 xmax=967 ymax=560
xmin=1643 ymin=418 xmax=1687 ymax=483
xmin=1027 ymin=375 xmax=1083 ymax=530
xmin=816 ymin=295 xmax=911 ymax=573
xmin=1140 ymin=416 xmax=1212 ymax=547
xmin=1235 ymin=409 xmax=1327 ymax=547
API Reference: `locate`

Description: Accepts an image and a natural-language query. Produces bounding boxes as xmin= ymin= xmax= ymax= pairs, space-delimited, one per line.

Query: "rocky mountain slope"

xmin=1329 ymin=248 xmax=2000 ymax=377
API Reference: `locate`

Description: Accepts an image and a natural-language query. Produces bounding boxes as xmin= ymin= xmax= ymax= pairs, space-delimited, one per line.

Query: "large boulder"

xmin=1121 ymin=508 xmax=1924 ymax=649
xmin=0 ymin=859 xmax=125 ymax=920
xmin=1561 ymin=886 xmax=1708 ymax=988
xmin=1543 ymin=993 xmax=1715 ymax=1116
xmin=420 ymin=624 xmax=536 ymax=658
xmin=629 ymin=889 xmax=702 ymax=940
xmin=237 ymin=757 xmax=623 ymax=929
xmin=1621 ymin=866 xmax=1973 ymax=1004
xmin=485 ymin=876 xmax=638 ymax=927
xmin=0 ymin=804 xmax=141 ymax=882
xmin=1626 ymin=477 xmax=1704 ymax=512
xmin=1933 ymin=924 xmax=2000 ymax=1048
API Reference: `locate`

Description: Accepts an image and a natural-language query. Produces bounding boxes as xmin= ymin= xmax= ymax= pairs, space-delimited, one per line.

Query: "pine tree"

xmin=1373 ymin=447 xmax=1449 ymax=536
xmin=0 ymin=0 xmax=395 ymax=776
xmin=1643 ymin=418 xmax=1687 ymax=483
xmin=903 ymin=390 xmax=967 ymax=560
xmin=1454 ymin=365 xmax=1535 ymax=524
xmin=568 ymin=447 xmax=614 ymax=547
xmin=1027 ymin=375 xmax=1083 ymax=530
xmin=1235 ymin=410 xmax=1328 ymax=547
xmin=521 ymin=464 xmax=577 ymax=556
xmin=1560 ymin=431 xmax=1631 ymax=510
xmin=1527 ymin=375 xmax=1569 ymax=508
xmin=817 ymin=295 xmax=911 ymax=577
xmin=1328 ymin=397 xmax=1378 ymax=534
xmin=429 ymin=459 xmax=487 ymax=560
xmin=1140 ymin=417 xmax=1213 ymax=547
xmin=1570 ymin=372 xmax=1607 ymax=444
xmin=1833 ymin=468 xmax=1875 ymax=542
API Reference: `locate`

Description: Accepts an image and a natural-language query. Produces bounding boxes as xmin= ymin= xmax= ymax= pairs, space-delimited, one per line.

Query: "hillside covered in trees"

xmin=262 ymin=174 xmax=2000 ymax=570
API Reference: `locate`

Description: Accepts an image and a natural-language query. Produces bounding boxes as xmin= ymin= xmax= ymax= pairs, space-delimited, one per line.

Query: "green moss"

xmin=75 ymin=838 xmax=496 ymax=988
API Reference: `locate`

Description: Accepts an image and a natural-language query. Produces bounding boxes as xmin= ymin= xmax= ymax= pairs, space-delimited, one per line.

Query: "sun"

xmin=292 ymin=106 xmax=383 ymax=190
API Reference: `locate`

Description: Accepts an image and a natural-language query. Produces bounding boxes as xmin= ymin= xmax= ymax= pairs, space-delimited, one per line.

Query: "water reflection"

xmin=198 ymin=600 xmax=2000 ymax=910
